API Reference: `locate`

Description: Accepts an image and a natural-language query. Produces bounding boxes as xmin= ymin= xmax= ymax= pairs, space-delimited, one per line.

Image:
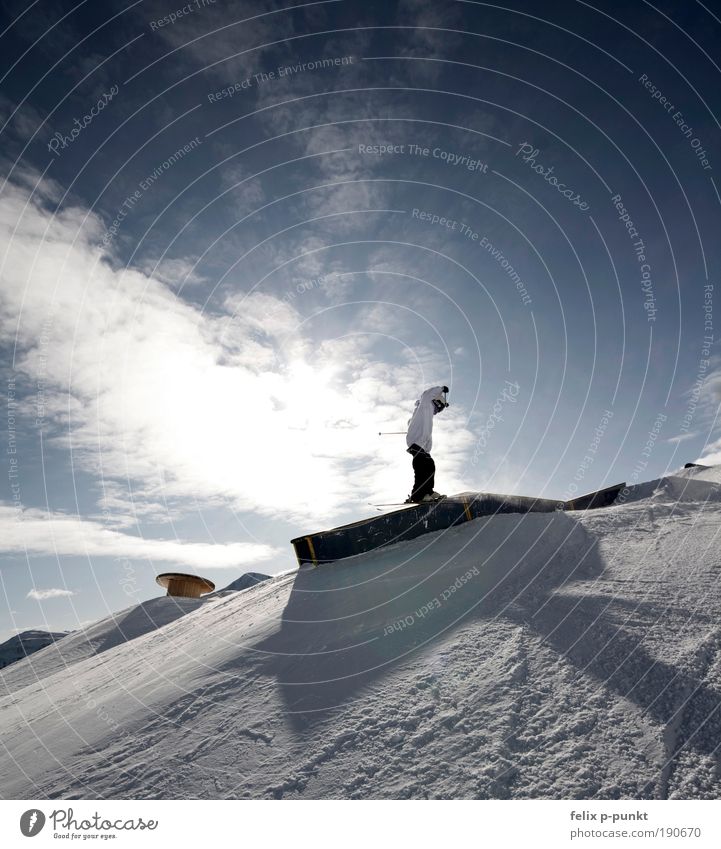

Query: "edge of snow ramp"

xmin=612 ymin=473 xmax=721 ymax=506
xmin=265 ymin=511 xmax=598 ymax=727
xmin=563 ymin=482 xmax=626 ymax=511
xmin=562 ymin=465 xmax=721 ymax=511
xmin=290 ymin=492 xmax=563 ymax=567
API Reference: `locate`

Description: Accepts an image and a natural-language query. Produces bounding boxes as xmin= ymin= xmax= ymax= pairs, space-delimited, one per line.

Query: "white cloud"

xmin=667 ymin=432 xmax=699 ymax=444
xmin=2 ymin=506 xmax=278 ymax=569
xmin=0 ymin=178 xmax=478 ymax=524
xmin=89 ymin=480 xmax=175 ymax=529
xmin=26 ymin=588 xmax=75 ymax=601
xmin=698 ymin=434 xmax=721 ymax=467
xmin=0 ymin=98 xmax=42 ymax=148
xmin=139 ymin=256 xmax=207 ymax=289
xmin=679 ymin=360 xmax=721 ymax=458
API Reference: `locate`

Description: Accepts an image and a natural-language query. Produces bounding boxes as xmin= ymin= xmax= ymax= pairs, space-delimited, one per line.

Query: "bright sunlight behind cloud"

xmin=0 ymin=178 xmax=472 ymax=538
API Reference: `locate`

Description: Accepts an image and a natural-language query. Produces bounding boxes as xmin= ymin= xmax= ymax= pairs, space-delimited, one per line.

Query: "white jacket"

xmin=406 ymin=385 xmax=447 ymax=453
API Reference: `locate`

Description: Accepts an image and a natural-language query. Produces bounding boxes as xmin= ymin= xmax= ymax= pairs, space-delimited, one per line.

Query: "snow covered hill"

xmin=0 ymin=573 xmax=273 ymax=693
xmin=0 ymin=630 xmax=67 ymax=670
xmin=1 ymin=467 xmax=720 ymax=800
xmin=212 ymin=572 xmax=272 ymax=594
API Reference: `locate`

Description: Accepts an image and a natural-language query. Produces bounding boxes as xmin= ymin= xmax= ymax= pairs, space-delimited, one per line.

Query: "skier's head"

xmin=432 ymin=386 xmax=449 ymax=415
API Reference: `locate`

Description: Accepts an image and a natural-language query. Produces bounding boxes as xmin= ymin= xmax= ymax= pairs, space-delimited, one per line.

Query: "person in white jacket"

xmin=405 ymin=385 xmax=449 ymax=503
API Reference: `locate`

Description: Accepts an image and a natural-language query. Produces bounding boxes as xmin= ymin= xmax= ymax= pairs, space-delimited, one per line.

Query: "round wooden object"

xmin=156 ymin=572 xmax=215 ymax=598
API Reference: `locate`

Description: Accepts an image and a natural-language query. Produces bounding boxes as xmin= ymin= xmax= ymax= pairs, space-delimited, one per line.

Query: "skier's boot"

xmin=405 ymin=492 xmax=445 ymax=504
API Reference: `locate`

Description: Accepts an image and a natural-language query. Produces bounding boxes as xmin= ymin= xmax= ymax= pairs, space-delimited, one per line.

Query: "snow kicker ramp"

xmin=291 ymin=491 xmax=562 ymax=566
xmin=565 ymin=464 xmax=721 ymax=512
xmin=2 ymin=474 xmax=721 ymax=799
xmin=0 ymin=510 xmax=599 ymax=798
xmin=613 ymin=468 xmax=721 ymax=507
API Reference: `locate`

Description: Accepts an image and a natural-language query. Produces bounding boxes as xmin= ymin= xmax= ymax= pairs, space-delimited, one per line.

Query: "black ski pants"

xmin=407 ymin=443 xmax=435 ymax=500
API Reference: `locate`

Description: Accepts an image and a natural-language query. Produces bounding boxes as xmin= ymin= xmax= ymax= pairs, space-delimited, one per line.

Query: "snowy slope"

xmin=0 ymin=631 xmax=67 ymax=670
xmin=0 ymin=572 xmax=273 ymax=693
xmin=0 ymin=597 xmax=205 ymax=693
xmin=1 ymin=468 xmax=720 ymax=800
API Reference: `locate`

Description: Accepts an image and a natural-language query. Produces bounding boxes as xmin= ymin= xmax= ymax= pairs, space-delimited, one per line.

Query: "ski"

xmin=368 ymin=496 xmax=447 ymax=509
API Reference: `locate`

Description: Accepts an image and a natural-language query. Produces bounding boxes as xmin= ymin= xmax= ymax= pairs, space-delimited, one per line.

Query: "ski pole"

xmin=378 ymin=431 xmax=406 ymax=435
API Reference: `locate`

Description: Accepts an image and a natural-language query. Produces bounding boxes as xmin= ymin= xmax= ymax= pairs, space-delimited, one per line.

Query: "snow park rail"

xmin=290 ymin=480 xmax=640 ymax=567
xmin=291 ymin=492 xmax=563 ymax=567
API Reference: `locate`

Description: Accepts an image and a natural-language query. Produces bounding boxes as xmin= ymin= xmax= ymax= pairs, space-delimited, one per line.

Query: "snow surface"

xmin=0 ymin=631 xmax=67 ymax=670
xmin=1 ymin=467 xmax=720 ymax=800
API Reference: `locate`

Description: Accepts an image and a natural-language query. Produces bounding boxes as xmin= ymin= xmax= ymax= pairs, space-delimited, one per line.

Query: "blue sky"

xmin=1 ymin=0 xmax=720 ymax=640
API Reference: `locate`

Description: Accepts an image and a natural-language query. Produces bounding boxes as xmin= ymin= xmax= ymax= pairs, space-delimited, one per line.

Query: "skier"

xmin=405 ymin=385 xmax=449 ymax=504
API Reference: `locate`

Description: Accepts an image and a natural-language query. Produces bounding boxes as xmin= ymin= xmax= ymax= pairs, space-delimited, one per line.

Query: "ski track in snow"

xmin=1 ymin=467 xmax=721 ymax=799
